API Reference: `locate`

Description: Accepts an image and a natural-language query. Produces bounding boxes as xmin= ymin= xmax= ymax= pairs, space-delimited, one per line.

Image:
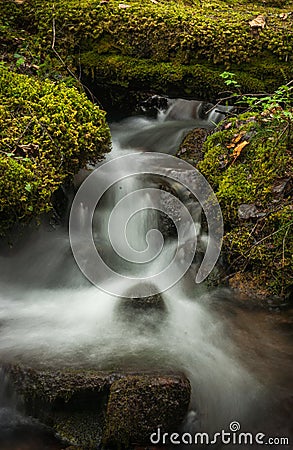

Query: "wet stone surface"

xmin=3 ymin=365 xmax=191 ymax=449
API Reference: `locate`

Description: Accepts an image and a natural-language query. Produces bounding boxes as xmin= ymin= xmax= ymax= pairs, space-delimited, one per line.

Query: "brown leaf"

xmin=231 ymin=140 xmax=249 ymax=161
xmin=249 ymin=15 xmax=266 ymax=29
xmin=233 ymin=131 xmax=245 ymax=144
xmin=279 ymin=13 xmax=288 ymax=20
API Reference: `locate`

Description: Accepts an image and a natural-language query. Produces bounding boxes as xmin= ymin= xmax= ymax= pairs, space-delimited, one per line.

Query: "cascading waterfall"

xmin=0 ymin=97 xmax=290 ymax=446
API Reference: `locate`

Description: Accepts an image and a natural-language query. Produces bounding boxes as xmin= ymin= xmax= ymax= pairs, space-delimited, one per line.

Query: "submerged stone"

xmin=116 ymin=284 xmax=167 ymax=331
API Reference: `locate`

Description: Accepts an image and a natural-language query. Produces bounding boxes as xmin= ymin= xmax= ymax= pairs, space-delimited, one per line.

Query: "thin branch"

xmin=51 ymin=18 xmax=103 ymax=108
xmin=227 ymin=220 xmax=293 ymax=272
xmin=13 ymin=119 xmax=33 ymax=152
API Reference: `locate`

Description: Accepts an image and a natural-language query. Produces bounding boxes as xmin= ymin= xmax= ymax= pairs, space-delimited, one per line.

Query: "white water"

xmin=0 ymin=99 xmax=266 ymax=435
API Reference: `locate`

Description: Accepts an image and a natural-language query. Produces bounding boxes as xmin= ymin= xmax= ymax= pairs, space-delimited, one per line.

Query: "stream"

xmin=0 ymin=98 xmax=292 ymax=449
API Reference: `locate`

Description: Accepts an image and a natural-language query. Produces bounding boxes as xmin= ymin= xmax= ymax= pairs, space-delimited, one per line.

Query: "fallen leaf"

xmin=119 ymin=3 xmax=131 ymax=8
xmin=150 ymin=0 xmax=159 ymax=3
xmin=233 ymin=132 xmax=245 ymax=144
xmin=279 ymin=13 xmax=288 ymax=20
xmin=226 ymin=131 xmax=245 ymax=149
xmin=224 ymin=122 xmax=232 ymax=130
xmin=231 ymin=140 xmax=249 ymax=161
xmin=249 ymin=15 xmax=266 ymax=29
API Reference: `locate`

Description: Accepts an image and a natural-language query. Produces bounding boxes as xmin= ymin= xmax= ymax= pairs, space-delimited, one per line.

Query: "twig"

xmin=13 ymin=119 xmax=33 ymax=152
xmin=51 ymin=18 xmax=103 ymax=108
xmin=227 ymin=220 xmax=293 ymax=271
xmin=281 ymin=223 xmax=291 ymax=295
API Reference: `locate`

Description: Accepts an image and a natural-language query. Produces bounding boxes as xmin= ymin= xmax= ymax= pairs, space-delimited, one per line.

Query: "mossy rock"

xmin=6 ymin=366 xmax=191 ymax=448
xmin=103 ymin=374 xmax=191 ymax=447
xmin=0 ymin=64 xmax=110 ymax=236
xmin=5 ymin=365 xmax=114 ymax=405
xmin=177 ymin=127 xmax=210 ymax=166
xmin=54 ymin=411 xmax=105 ymax=448
xmin=5 ymin=365 xmax=114 ymax=447
xmin=178 ymin=109 xmax=292 ymax=298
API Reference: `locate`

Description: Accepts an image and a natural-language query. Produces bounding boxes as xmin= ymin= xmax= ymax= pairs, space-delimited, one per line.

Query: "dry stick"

xmin=206 ymin=91 xmax=272 ymax=116
xmin=211 ymin=81 xmax=293 ymax=116
xmin=275 ymin=122 xmax=289 ymax=147
xmin=51 ymin=18 xmax=103 ymax=108
xmin=224 ymin=220 xmax=293 ymax=280
xmin=281 ymin=223 xmax=291 ymax=295
xmin=12 ymin=118 xmax=33 ymax=152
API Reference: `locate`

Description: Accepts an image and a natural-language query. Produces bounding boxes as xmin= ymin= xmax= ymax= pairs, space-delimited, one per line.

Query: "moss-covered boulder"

xmin=103 ymin=374 xmax=191 ymax=447
xmin=178 ymin=108 xmax=292 ymax=299
xmin=1 ymin=0 xmax=292 ymax=111
xmin=0 ymin=64 xmax=110 ymax=235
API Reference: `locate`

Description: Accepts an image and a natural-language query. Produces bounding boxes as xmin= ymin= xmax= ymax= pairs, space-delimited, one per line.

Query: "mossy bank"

xmin=0 ymin=65 xmax=110 ymax=236
xmin=179 ymin=109 xmax=292 ymax=300
xmin=1 ymin=0 xmax=292 ymax=111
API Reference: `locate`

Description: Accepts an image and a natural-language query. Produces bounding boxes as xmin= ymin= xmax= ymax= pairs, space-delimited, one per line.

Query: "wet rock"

xmin=103 ymin=374 xmax=191 ymax=447
xmin=116 ymin=284 xmax=167 ymax=331
xmin=5 ymin=365 xmax=112 ymax=447
xmin=238 ymin=203 xmax=266 ymax=220
xmin=54 ymin=411 xmax=105 ymax=448
xmin=6 ymin=365 xmax=113 ymax=405
xmin=139 ymin=95 xmax=169 ymax=117
xmin=177 ymin=128 xmax=209 ymax=166
xmin=5 ymin=365 xmax=191 ymax=448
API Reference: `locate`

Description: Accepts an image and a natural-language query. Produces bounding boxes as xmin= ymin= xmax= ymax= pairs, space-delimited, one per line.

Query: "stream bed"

xmin=0 ymin=99 xmax=292 ymax=449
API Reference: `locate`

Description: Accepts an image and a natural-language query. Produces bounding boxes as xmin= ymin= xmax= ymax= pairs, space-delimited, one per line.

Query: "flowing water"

xmin=0 ymin=99 xmax=292 ymax=448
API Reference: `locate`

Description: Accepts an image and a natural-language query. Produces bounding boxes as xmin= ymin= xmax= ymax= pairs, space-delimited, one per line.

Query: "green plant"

xmin=220 ymin=72 xmax=293 ymax=149
xmin=220 ymin=71 xmax=241 ymax=89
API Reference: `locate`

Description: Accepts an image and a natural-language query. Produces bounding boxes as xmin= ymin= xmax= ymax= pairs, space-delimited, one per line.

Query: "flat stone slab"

xmin=4 ymin=366 xmax=191 ymax=448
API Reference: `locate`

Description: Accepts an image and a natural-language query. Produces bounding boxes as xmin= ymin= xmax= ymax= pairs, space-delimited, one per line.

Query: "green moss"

xmin=196 ymin=112 xmax=292 ymax=297
xmin=1 ymin=0 xmax=292 ymax=102
xmin=0 ymin=64 xmax=110 ymax=235
xmin=6 ymin=365 xmax=114 ymax=404
xmin=54 ymin=411 xmax=105 ymax=448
